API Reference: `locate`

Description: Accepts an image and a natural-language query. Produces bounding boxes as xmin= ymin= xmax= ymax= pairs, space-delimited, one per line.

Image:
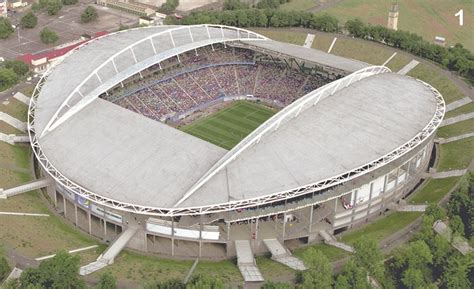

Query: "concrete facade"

xmin=40 ymin=137 xmax=433 ymax=259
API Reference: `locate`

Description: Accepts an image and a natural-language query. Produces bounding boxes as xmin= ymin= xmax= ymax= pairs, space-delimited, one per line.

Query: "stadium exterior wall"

xmin=37 ymin=135 xmax=434 ymax=259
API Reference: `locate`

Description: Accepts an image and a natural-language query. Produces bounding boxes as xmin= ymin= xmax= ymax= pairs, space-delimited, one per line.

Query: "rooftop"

xmin=32 ymin=26 xmax=441 ymax=213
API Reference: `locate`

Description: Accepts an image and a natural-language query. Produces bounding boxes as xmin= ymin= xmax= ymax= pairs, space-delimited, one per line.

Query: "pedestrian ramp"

xmin=319 ymin=230 xmax=354 ymax=253
xmin=235 ymin=240 xmax=264 ymax=282
xmin=263 ymin=239 xmax=306 ymax=271
xmin=0 ymin=178 xmax=51 ymax=199
xmin=303 ymin=34 xmax=315 ymax=48
xmin=80 ymin=226 xmax=138 ymax=275
xmin=397 ymin=59 xmax=419 ymax=75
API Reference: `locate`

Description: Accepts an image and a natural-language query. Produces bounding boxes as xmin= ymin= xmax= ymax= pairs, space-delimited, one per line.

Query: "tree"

xmin=0 ymin=17 xmax=14 ymax=39
xmin=19 ymin=251 xmax=85 ymax=289
xmin=157 ymin=0 xmax=179 ymax=14
xmin=450 ymin=215 xmax=465 ymax=236
xmin=338 ymin=260 xmax=370 ymax=289
xmin=261 ymin=281 xmax=293 ymax=289
xmin=20 ymin=12 xmax=38 ymax=29
xmin=223 ymin=0 xmax=248 ymax=10
xmin=62 ymin=0 xmax=78 ymax=5
xmin=402 ymin=268 xmax=427 ymax=289
xmin=301 ymin=248 xmax=333 ymax=289
xmin=95 ymin=272 xmax=116 ymax=289
xmin=186 ymin=274 xmax=225 ymax=289
xmin=0 ymin=68 xmax=18 ymax=91
xmin=46 ymin=0 xmax=63 ymax=15
xmin=425 ymin=203 xmax=446 ymax=221
xmin=441 ymin=253 xmax=472 ymax=289
xmin=81 ymin=6 xmax=98 ymax=23
xmin=0 ymin=256 xmax=10 ymax=282
xmin=353 ymin=238 xmax=384 ymax=279
xmin=3 ymin=60 xmax=29 ymax=76
xmin=334 ymin=275 xmax=350 ymax=289
xmin=40 ymin=27 xmax=58 ymax=44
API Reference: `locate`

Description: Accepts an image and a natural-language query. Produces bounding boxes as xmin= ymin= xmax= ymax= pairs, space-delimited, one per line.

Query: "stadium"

xmin=28 ymin=25 xmax=445 ymax=278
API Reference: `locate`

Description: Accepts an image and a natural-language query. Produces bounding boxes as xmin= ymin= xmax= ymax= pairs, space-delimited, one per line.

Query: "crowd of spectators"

xmin=104 ymin=45 xmax=329 ymax=121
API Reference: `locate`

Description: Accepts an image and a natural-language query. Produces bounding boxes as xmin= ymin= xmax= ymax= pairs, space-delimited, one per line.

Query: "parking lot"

xmin=0 ymin=0 xmax=138 ymax=59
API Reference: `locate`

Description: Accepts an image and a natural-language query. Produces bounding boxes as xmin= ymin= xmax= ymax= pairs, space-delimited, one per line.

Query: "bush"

xmin=40 ymin=27 xmax=59 ymax=44
xmin=95 ymin=272 xmax=116 ymax=289
xmin=0 ymin=17 xmax=14 ymax=39
xmin=157 ymin=0 xmax=179 ymax=14
xmin=62 ymin=0 xmax=78 ymax=5
xmin=0 ymin=256 xmax=10 ymax=282
xmin=81 ymin=6 xmax=98 ymax=23
xmin=47 ymin=0 xmax=63 ymax=15
xmin=20 ymin=11 xmax=38 ymax=29
xmin=3 ymin=60 xmax=29 ymax=76
xmin=0 ymin=68 xmax=18 ymax=91
xmin=344 ymin=18 xmax=474 ymax=83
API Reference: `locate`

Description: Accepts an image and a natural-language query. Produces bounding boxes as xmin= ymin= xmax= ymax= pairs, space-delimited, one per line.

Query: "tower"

xmin=387 ymin=3 xmax=399 ymax=31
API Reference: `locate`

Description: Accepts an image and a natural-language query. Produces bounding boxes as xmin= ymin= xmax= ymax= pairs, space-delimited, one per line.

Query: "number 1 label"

xmin=455 ymin=9 xmax=464 ymax=26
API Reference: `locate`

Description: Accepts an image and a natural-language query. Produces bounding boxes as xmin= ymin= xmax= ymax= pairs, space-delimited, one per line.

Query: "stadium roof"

xmin=31 ymin=26 xmax=443 ymax=214
xmin=241 ymin=39 xmax=369 ymax=72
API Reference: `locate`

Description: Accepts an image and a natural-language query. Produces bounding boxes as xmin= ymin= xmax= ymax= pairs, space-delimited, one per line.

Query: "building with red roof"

xmin=17 ymin=31 xmax=108 ymax=73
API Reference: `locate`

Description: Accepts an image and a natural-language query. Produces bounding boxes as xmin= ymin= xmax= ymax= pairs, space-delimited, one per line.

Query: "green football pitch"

xmin=180 ymin=101 xmax=276 ymax=150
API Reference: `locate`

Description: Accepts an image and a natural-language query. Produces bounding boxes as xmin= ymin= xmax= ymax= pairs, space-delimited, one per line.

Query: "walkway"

xmin=263 ymin=239 xmax=306 ymax=271
xmin=0 ymin=133 xmax=30 ymax=145
xmin=80 ymin=226 xmax=138 ymax=275
xmin=446 ymin=97 xmax=472 ymax=112
xmin=0 ymin=212 xmax=49 ymax=217
xmin=0 ymin=112 xmax=27 ymax=132
xmin=438 ymin=132 xmax=474 ymax=144
xmin=235 ymin=240 xmax=264 ymax=282
xmin=396 ymin=204 xmax=427 ymax=212
xmin=13 ymin=92 xmax=31 ymax=106
xmin=303 ymin=33 xmax=315 ymax=48
xmin=0 ymin=178 xmax=51 ymax=199
xmin=319 ymin=230 xmax=354 ymax=253
xmin=431 ymin=169 xmax=467 ymax=179
xmin=397 ymin=60 xmax=419 ymax=75
xmin=382 ymin=52 xmax=397 ymax=66
xmin=440 ymin=112 xmax=474 ymax=127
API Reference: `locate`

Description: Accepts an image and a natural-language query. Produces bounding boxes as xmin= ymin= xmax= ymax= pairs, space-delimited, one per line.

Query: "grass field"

xmin=437 ymin=137 xmax=474 ymax=171
xmin=340 ymin=212 xmax=422 ymax=245
xmin=408 ymin=64 xmax=464 ymax=104
xmin=444 ymin=102 xmax=474 ymax=118
xmin=293 ymin=243 xmax=349 ymax=262
xmin=311 ymin=0 xmax=474 ymax=51
xmin=409 ymin=177 xmax=461 ymax=204
xmin=250 ymin=28 xmax=307 ymax=45
xmin=181 ymin=101 xmax=276 ymax=150
xmin=437 ymin=119 xmax=474 ymax=138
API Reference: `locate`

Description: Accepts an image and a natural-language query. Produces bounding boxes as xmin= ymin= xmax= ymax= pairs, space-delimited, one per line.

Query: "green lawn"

xmin=256 ymin=256 xmax=296 ymax=282
xmin=437 ymin=119 xmax=474 ymax=138
xmin=181 ymin=101 xmax=276 ymax=150
xmin=408 ymin=64 xmax=464 ymax=104
xmin=330 ymin=37 xmax=394 ymax=65
xmin=0 ymin=98 xmax=29 ymax=122
xmin=409 ymin=177 xmax=461 ymax=204
xmin=250 ymin=28 xmax=307 ymax=45
xmin=340 ymin=212 xmax=422 ymax=245
xmin=444 ymin=102 xmax=474 ymax=119
xmin=437 ymin=137 xmax=474 ymax=171
xmin=97 ymin=251 xmax=243 ymax=284
xmin=311 ymin=32 xmax=335 ymax=52
xmin=384 ymin=53 xmax=412 ymax=72
xmin=279 ymin=0 xmax=319 ymax=11
xmin=293 ymin=243 xmax=349 ymax=262
xmin=316 ymin=0 xmax=474 ymax=51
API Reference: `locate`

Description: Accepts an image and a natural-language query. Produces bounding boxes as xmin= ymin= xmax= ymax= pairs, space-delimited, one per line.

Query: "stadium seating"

xmin=103 ymin=45 xmax=329 ymax=121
